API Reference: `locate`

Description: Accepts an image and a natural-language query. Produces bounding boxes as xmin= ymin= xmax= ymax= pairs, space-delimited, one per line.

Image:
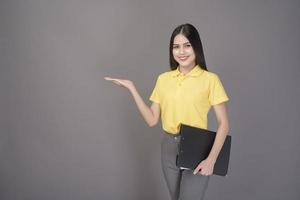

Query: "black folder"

xmin=176 ymin=124 xmax=231 ymax=176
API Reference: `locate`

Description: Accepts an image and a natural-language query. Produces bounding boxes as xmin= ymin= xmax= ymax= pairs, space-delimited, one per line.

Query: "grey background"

xmin=1 ymin=0 xmax=299 ymax=199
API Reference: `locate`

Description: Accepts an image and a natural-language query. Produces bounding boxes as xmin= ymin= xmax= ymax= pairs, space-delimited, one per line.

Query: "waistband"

xmin=164 ymin=130 xmax=181 ymax=138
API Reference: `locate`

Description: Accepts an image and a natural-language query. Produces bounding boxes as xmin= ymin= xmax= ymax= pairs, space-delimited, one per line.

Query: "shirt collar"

xmin=171 ymin=65 xmax=205 ymax=77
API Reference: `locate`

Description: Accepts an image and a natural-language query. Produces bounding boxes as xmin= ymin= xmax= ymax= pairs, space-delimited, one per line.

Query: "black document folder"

xmin=176 ymin=124 xmax=231 ymax=176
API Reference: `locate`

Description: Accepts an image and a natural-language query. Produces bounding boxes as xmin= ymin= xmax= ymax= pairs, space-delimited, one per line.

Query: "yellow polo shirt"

xmin=149 ymin=65 xmax=229 ymax=134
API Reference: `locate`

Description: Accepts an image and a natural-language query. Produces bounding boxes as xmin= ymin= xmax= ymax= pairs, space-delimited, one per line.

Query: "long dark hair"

xmin=169 ymin=23 xmax=207 ymax=71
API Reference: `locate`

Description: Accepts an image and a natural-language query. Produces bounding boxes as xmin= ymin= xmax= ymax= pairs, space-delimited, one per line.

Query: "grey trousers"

xmin=161 ymin=132 xmax=210 ymax=200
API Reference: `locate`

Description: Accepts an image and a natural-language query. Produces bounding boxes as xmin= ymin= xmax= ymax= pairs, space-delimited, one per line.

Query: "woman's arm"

xmin=104 ymin=77 xmax=160 ymax=127
xmin=129 ymin=86 xmax=161 ymax=127
xmin=193 ymin=102 xmax=229 ymax=176
xmin=206 ymin=102 xmax=230 ymax=163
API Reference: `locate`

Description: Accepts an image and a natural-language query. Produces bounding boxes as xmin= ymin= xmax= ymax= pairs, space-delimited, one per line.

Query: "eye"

xmin=173 ymin=45 xmax=179 ymax=49
xmin=185 ymin=44 xmax=191 ymax=47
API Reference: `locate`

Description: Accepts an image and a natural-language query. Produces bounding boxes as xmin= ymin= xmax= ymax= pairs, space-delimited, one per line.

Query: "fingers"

xmin=104 ymin=77 xmax=122 ymax=86
xmin=104 ymin=77 xmax=118 ymax=81
xmin=194 ymin=166 xmax=212 ymax=176
xmin=193 ymin=161 xmax=205 ymax=175
xmin=193 ymin=166 xmax=202 ymax=175
xmin=112 ymin=80 xmax=122 ymax=86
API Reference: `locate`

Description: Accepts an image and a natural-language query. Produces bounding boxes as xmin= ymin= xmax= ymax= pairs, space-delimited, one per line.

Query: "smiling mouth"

xmin=178 ymin=56 xmax=189 ymax=61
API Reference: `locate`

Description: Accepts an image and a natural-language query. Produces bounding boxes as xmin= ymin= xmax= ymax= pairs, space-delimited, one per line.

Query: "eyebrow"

xmin=173 ymin=42 xmax=191 ymax=45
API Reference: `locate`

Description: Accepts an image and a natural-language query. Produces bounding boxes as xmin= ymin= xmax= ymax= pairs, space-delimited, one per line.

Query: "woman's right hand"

xmin=104 ymin=77 xmax=135 ymax=91
xmin=104 ymin=76 xmax=159 ymax=127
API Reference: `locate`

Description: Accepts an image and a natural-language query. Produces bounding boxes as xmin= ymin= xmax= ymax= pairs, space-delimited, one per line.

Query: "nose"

xmin=179 ymin=46 xmax=185 ymax=54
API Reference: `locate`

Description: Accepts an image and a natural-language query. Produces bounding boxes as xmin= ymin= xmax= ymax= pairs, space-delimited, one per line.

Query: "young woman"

xmin=104 ymin=23 xmax=230 ymax=200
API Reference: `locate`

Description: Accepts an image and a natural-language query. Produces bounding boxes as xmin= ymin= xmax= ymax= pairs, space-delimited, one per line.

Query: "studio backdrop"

xmin=1 ymin=0 xmax=299 ymax=199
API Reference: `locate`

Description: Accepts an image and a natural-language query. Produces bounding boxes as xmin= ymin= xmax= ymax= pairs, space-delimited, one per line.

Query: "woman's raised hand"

xmin=104 ymin=76 xmax=156 ymax=127
xmin=104 ymin=77 xmax=135 ymax=91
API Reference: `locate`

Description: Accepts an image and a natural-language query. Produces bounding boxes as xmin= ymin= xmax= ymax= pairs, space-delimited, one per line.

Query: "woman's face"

xmin=172 ymin=34 xmax=196 ymax=69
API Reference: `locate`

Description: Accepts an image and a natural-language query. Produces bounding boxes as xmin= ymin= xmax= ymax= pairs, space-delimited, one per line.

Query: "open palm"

xmin=104 ymin=77 xmax=134 ymax=90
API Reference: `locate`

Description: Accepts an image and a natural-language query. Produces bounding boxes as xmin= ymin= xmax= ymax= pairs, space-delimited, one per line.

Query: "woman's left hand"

xmin=193 ymin=159 xmax=215 ymax=176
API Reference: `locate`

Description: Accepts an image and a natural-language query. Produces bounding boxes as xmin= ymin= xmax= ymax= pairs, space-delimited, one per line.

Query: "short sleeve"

xmin=149 ymin=75 xmax=161 ymax=104
xmin=208 ymin=74 xmax=229 ymax=105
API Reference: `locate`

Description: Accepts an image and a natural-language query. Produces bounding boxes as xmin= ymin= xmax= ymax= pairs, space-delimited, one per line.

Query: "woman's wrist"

xmin=206 ymin=157 xmax=216 ymax=164
xmin=128 ymin=85 xmax=137 ymax=93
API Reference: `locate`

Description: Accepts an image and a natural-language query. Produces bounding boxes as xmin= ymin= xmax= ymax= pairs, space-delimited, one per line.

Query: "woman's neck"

xmin=179 ymin=64 xmax=196 ymax=75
